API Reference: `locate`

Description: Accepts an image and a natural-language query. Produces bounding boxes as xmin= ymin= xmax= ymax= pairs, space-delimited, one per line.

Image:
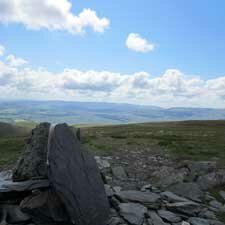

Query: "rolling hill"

xmin=0 ymin=100 xmax=225 ymax=124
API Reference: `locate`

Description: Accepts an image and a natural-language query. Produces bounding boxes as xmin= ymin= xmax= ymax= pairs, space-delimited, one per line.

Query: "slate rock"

xmin=119 ymin=203 xmax=147 ymax=225
xmin=20 ymin=189 xmax=69 ymax=224
xmin=209 ymin=200 xmax=223 ymax=210
xmin=13 ymin=123 xmax=50 ymax=181
xmin=219 ymin=191 xmax=225 ymax=201
xmin=152 ymin=166 xmax=188 ymax=188
xmin=105 ymin=184 xmax=114 ymax=197
xmin=115 ymin=191 xmax=161 ymax=209
xmin=2 ymin=205 xmax=31 ymax=224
xmin=48 ymin=123 xmax=110 ymax=225
xmin=148 ymin=211 xmax=170 ymax=225
xmin=161 ymin=191 xmax=190 ymax=203
xmin=187 ymin=161 xmax=216 ymax=177
xmin=157 ymin=209 xmax=182 ymax=223
xmin=187 ymin=217 xmax=210 ymax=225
xmin=198 ymin=208 xmax=217 ymax=219
xmin=166 ymin=201 xmax=201 ymax=217
xmin=168 ymin=182 xmax=203 ymax=202
xmin=112 ymin=166 xmax=128 ymax=180
xmin=107 ymin=216 xmax=125 ymax=225
xmin=0 ymin=179 xmax=49 ymax=193
xmin=0 ymin=170 xmax=12 ymax=181
xmin=197 ymin=171 xmax=225 ymax=190
xmin=95 ymin=156 xmax=111 ymax=170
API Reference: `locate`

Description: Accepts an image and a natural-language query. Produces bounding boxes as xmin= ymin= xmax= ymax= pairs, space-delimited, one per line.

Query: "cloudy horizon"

xmin=0 ymin=0 xmax=224 ymax=108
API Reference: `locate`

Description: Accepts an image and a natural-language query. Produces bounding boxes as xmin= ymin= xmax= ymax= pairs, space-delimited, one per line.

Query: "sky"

xmin=0 ymin=0 xmax=225 ymax=108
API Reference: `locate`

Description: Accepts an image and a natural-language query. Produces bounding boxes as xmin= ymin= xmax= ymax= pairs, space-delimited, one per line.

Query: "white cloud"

xmin=0 ymin=44 xmax=5 ymax=56
xmin=0 ymin=54 xmax=225 ymax=108
xmin=126 ymin=33 xmax=155 ymax=53
xmin=0 ymin=0 xmax=110 ymax=34
xmin=6 ymin=54 xmax=28 ymax=67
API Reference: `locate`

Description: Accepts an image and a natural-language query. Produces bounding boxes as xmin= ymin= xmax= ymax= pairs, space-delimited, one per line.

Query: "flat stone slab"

xmin=119 ymin=203 xmax=147 ymax=225
xmin=48 ymin=123 xmax=110 ymax=225
xmin=115 ymin=190 xmax=161 ymax=208
xmin=0 ymin=179 xmax=49 ymax=192
xmin=157 ymin=209 xmax=182 ymax=223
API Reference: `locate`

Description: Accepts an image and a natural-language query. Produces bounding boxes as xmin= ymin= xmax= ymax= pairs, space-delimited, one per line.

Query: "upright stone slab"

xmin=48 ymin=123 xmax=110 ymax=225
xmin=13 ymin=123 xmax=50 ymax=181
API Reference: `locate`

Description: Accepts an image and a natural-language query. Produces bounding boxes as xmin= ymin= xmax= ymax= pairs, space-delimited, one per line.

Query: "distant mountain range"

xmin=0 ymin=100 xmax=225 ymax=124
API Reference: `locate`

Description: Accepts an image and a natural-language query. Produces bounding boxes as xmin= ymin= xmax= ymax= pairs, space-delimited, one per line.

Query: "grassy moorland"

xmin=80 ymin=120 xmax=225 ymax=164
xmin=0 ymin=120 xmax=225 ymax=168
xmin=0 ymin=122 xmax=31 ymax=167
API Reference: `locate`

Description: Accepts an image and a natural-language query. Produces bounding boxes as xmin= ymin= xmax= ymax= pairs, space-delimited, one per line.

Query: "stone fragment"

xmin=219 ymin=190 xmax=225 ymax=201
xmin=209 ymin=200 xmax=223 ymax=210
xmin=148 ymin=211 xmax=170 ymax=225
xmin=157 ymin=209 xmax=182 ymax=223
xmin=112 ymin=166 xmax=128 ymax=180
xmin=187 ymin=217 xmax=210 ymax=225
xmin=3 ymin=205 xmax=31 ymax=224
xmin=105 ymin=184 xmax=114 ymax=197
xmin=166 ymin=201 xmax=201 ymax=217
xmin=168 ymin=182 xmax=203 ymax=202
xmin=119 ymin=203 xmax=147 ymax=225
xmin=115 ymin=191 xmax=161 ymax=209
xmin=95 ymin=156 xmax=111 ymax=170
xmin=161 ymin=191 xmax=190 ymax=203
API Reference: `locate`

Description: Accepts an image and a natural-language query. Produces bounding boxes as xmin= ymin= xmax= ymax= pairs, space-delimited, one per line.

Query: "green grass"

xmin=80 ymin=120 xmax=225 ymax=163
xmin=0 ymin=120 xmax=225 ymax=168
xmin=0 ymin=137 xmax=27 ymax=166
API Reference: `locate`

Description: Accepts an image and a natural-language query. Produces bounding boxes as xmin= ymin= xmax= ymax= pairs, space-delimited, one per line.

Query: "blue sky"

xmin=1 ymin=0 xmax=225 ymax=78
xmin=0 ymin=0 xmax=225 ymax=107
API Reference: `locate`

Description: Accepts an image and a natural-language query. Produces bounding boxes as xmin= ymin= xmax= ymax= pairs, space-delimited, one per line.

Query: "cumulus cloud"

xmin=0 ymin=44 xmax=5 ymax=56
xmin=0 ymin=53 xmax=225 ymax=108
xmin=126 ymin=33 xmax=155 ymax=53
xmin=6 ymin=54 xmax=28 ymax=67
xmin=0 ymin=0 xmax=110 ymax=34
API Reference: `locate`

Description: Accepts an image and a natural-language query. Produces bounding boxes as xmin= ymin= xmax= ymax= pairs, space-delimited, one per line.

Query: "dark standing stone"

xmin=48 ymin=123 xmax=110 ymax=225
xmin=13 ymin=123 xmax=50 ymax=181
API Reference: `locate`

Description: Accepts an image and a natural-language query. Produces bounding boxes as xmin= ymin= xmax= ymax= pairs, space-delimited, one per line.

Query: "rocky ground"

xmin=95 ymin=156 xmax=225 ymax=225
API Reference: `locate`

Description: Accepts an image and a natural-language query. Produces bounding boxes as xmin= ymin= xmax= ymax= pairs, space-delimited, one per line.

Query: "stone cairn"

xmin=0 ymin=123 xmax=225 ymax=225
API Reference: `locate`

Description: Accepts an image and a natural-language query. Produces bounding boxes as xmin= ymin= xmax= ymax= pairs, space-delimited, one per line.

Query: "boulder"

xmin=13 ymin=123 xmax=50 ymax=181
xmin=118 ymin=203 xmax=147 ymax=225
xmin=20 ymin=190 xmax=69 ymax=224
xmin=48 ymin=123 xmax=110 ymax=225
